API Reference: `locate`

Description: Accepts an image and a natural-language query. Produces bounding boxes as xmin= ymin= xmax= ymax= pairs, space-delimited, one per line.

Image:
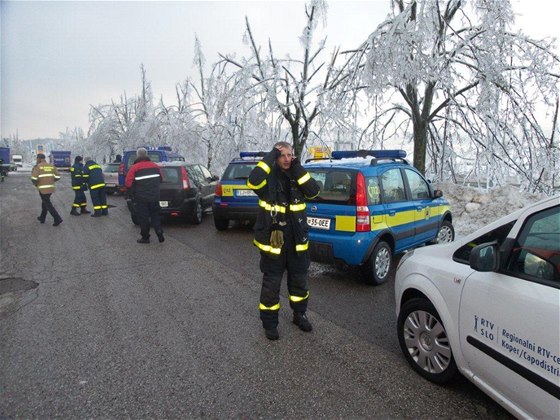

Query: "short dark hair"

xmin=37 ymin=153 xmax=46 ymax=160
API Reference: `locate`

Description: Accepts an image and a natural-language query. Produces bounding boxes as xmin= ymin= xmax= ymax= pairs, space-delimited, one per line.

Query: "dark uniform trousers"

xmin=90 ymin=187 xmax=108 ymax=215
xmin=259 ymin=240 xmax=310 ymax=330
xmin=134 ymin=200 xmax=162 ymax=240
xmin=38 ymin=193 xmax=62 ymax=222
xmin=73 ymin=190 xmax=87 ymax=209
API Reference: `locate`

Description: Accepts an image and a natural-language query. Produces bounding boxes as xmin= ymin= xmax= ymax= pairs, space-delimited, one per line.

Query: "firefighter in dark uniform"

xmin=82 ymin=157 xmax=108 ymax=217
xmin=125 ymin=147 xmax=164 ymax=244
xmin=69 ymin=156 xmax=91 ymax=215
xmin=248 ymin=141 xmax=320 ymax=340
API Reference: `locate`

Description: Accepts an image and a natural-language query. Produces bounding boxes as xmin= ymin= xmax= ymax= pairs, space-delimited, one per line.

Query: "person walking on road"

xmin=247 ymin=142 xmax=320 ymax=340
xmin=69 ymin=155 xmax=91 ymax=216
xmin=31 ymin=153 xmax=63 ymax=226
xmin=125 ymin=147 xmax=164 ymax=244
xmin=82 ymin=157 xmax=108 ymax=217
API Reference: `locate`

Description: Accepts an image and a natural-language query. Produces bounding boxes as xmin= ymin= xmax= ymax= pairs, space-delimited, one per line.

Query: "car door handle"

xmin=388 ymin=210 xmax=396 ymax=216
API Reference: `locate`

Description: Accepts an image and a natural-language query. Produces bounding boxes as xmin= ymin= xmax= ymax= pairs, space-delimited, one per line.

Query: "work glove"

xmin=270 ymin=228 xmax=284 ymax=249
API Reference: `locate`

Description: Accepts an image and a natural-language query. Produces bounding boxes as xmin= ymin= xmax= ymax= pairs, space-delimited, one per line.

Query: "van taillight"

xmin=355 ymin=172 xmax=370 ymax=232
xmin=181 ymin=167 xmax=190 ymax=190
xmin=215 ymin=182 xmax=223 ymax=197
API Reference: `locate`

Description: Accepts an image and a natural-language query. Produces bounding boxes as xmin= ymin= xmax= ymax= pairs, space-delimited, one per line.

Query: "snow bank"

xmin=436 ymin=181 xmax=546 ymax=237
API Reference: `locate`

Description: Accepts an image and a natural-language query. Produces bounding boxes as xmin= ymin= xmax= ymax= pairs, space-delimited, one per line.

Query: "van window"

xmin=381 ymin=168 xmax=406 ymax=203
xmin=404 ymin=169 xmax=430 ymax=200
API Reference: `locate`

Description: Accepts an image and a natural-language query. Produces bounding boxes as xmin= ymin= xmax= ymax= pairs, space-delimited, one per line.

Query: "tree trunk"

xmin=412 ymin=120 xmax=428 ymax=175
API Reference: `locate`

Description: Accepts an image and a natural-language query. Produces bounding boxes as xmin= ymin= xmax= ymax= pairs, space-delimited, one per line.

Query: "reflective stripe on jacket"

xmin=248 ymin=147 xmax=319 ymax=256
xmin=31 ymin=161 xmax=60 ymax=194
xmin=125 ymin=157 xmax=161 ymax=202
xmin=70 ymin=163 xmax=86 ymax=191
xmin=83 ymin=160 xmax=105 ymax=189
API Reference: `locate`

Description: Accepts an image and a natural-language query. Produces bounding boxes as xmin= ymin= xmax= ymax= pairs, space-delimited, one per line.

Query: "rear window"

xmin=160 ymin=167 xmax=181 ymax=184
xmin=307 ymin=169 xmax=355 ymax=204
xmin=307 ymin=169 xmax=382 ymax=206
xmin=222 ymin=162 xmax=258 ymax=180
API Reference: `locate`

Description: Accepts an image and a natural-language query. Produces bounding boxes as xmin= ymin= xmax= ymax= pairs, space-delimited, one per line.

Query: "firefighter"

xmin=247 ymin=142 xmax=320 ymax=340
xmin=31 ymin=153 xmax=63 ymax=226
xmin=69 ymin=156 xmax=91 ymax=215
xmin=82 ymin=157 xmax=108 ymax=217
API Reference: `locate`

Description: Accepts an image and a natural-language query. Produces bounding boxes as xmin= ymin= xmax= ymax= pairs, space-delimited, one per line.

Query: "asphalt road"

xmin=0 ymin=169 xmax=511 ymax=418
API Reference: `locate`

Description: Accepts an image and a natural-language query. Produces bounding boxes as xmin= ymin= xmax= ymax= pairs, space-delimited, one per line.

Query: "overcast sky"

xmin=2 ymin=0 xmax=559 ymax=140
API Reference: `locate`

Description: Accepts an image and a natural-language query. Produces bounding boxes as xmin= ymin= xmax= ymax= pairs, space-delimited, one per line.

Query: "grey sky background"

xmin=2 ymin=0 xmax=559 ymax=140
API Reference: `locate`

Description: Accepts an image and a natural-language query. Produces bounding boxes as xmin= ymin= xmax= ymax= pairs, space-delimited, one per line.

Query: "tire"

xmin=187 ymin=199 xmax=203 ymax=224
xmin=214 ymin=217 xmax=229 ymax=231
xmin=362 ymin=241 xmax=392 ymax=285
xmin=397 ymin=298 xmax=458 ymax=384
xmin=434 ymin=220 xmax=454 ymax=244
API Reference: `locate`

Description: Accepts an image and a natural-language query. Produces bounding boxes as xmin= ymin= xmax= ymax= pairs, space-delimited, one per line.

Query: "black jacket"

xmin=125 ymin=157 xmax=161 ymax=202
xmin=248 ymin=147 xmax=319 ymax=256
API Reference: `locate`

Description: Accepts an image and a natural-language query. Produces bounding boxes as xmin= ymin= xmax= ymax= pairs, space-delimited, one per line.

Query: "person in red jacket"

xmin=125 ymin=148 xmax=164 ymax=244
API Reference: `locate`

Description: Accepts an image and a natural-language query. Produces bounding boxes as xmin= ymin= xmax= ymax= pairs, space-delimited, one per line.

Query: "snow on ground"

xmin=436 ymin=181 xmax=546 ymax=237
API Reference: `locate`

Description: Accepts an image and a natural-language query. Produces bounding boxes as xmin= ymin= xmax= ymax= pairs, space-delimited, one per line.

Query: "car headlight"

xmin=397 ymin=249 xmax=415 ymax=271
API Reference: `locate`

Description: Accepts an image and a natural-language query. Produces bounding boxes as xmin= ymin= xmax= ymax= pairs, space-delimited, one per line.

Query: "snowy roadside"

xmin=436 ymin=181 xmax=546 ymax=237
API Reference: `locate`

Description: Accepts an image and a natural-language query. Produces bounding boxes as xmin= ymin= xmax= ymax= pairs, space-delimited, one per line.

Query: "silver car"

xmin=103 ymin=163 xmax=120 ymax=195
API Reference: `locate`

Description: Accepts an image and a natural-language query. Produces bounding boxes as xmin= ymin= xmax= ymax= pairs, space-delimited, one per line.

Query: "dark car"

xmin=127 ymin=161 xmax=219 ymax=225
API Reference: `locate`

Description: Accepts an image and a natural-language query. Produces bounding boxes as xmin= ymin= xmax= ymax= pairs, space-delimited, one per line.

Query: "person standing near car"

xmin=82 ymin=157 xmax=108 ymax=217
xmin=69 ymin=156 xmax=91 ymax=216
xmin=247 ymin=141 xmax=320 ymax=340
xmin=125 ymin=147 xmax=164 ymax=244
xmin=31 ymin=153 xmax=63 ymax=226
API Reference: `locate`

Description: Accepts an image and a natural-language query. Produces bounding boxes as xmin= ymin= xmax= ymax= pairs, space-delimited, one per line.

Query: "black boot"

xmin=293 ymin=312 xmax=313 ymax=332
xmin=70 ymin=208 xmax=81 ymax=216
xmin=81 ymin=207 xmax=91 ymax=214
xmin=264 ymin=327 xmax=279 ymax=340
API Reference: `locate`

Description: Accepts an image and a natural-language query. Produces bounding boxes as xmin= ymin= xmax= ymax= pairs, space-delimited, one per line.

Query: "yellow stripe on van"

xmin=429 ymin=205 xmax=450 ymax=217
xmin=335 ymin=215 xmax=355 ymax=232
xmin=385 ymin=209 xmax=415 ymax=227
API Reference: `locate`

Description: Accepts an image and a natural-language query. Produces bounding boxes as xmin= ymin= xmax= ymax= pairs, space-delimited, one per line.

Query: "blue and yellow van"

xmin=304 ymin=150 xmax=454 ymax=285
xmin=212 ymin=152 xmax=264 ymax=230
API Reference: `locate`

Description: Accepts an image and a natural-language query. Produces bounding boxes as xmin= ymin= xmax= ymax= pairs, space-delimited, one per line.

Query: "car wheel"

xmin=214 ymin=217 xmax=229 ymax=231
xmin=362 ymin=241 xmax=391 ymax=285
xmin=187 ymin=199 xmax=203 ymax=224
xmin=397 ymin=298 xmax=458 ymax=384
xmin=435 ymin=220 xmax=454 ymax=243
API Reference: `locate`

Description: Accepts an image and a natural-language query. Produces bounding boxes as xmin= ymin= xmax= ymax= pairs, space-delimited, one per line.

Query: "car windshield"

xmin=222 ymin=163 xmax=257 ymax=180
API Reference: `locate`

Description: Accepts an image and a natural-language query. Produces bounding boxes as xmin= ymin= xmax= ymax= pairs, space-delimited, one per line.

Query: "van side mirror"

xmin=469 ymin=242 xmax=500 ymax=272
xmin=432 ymin=189 xmax=443 ymax=199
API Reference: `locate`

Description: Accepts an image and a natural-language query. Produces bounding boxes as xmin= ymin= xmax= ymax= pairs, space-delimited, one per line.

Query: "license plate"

xmin=105 ymin=183 xmax=116 ymax=187
xmin=159 ymin=201 xmax=168 ymax=208
xmin=236 ymin=189 xmax=256 ymax=197
xmin=307 ymin=217 xmax=330 ymax=230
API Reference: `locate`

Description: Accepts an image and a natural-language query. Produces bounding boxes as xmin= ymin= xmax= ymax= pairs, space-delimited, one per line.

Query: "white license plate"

xmin=236 ymin=189 xmax=256 ymax=197
xmin=159 ymin=201 xmax=169 ymax=208
xmin=105 ymin=183 xmax=116 ymax=187
xmin=307 ymin=217 xmax=331 ymax=230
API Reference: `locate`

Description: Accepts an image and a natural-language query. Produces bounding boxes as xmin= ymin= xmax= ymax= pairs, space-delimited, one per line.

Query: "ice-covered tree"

xmin=336 ymin=0 xmax=560 ymax=192
xmin=219 ymin=0 xmax=342 ymax=159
